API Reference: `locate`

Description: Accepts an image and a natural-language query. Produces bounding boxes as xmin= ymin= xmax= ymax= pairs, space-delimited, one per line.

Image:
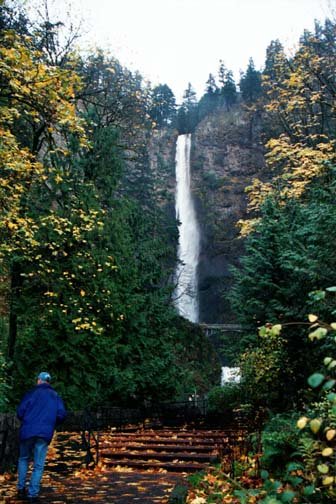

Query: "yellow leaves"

xmin=322 ymin=476 xmax=334 ymax=486
xmin=326 ymin=429 xmax=336 ymax=441
xmin=238 ymin=30 xmax=336 ymax=238
xmin=0 ymin=127 xmax=45 ymax=246
xmin=245 ymin=178 xmax=274 ymax=213
xmin=80 ymin=289 xmax=86 ymax=297
xmin=0 ymin=30 xmax=87 ymax=145
xmin=321 ymin=447 xmax=333 ymax=457
xmin=237 ymin=217 xmax=260 ymax=237
xmin=310 ymin=418 xmax=322 ymax=434
xmin=5 ymin=221 xmax=18 ymax=231
xmin=241 ymin=136 xmax=336 ymax=232
xmin=75 ymin=323 xmax=91 ymax=331
xmin=189 ymin=498 xmax=206 ymax=504
xmin=72 ymin=315 xmax=103 ymax=334
xmin=297 ymin=416 xmax=309 ymax=429
xmin=287 ymin=72 xmax=303 ymax=88
xmin=308 ymin=314 xmax=318 ymax=323
xmin=54 ymin=174 xmax=63 ymax=184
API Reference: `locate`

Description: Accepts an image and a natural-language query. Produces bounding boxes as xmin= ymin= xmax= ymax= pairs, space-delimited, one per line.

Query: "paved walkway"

xmin=1 ymin=468 xmax=185 ymax=503
xmin=0 ymin=430 xmax=186 ymax=503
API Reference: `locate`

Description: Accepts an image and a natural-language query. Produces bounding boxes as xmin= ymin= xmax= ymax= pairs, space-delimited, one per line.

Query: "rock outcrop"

xmin=149 ymin=107 xmax=266 ymax=324
xmin=148 ymin=128 xmax=178 ymax=217
xmin=190 ymin=108 xmax=266 ymax=323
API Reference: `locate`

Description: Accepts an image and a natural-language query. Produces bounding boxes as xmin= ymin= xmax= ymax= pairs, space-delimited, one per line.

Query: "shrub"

xmin=202 ymin=170 xmax=221 ymax=189
xmin=261 ymin=412 xmax=300 ymax=473
xmin=207 ymin=383 xmax=242 ymax=414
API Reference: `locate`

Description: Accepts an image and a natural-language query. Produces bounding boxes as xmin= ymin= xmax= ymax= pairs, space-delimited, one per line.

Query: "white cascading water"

xmin=221 ymin=366 xmax=241 ymax=385
xmin=173 ymin=134 xmax=200 ymax=323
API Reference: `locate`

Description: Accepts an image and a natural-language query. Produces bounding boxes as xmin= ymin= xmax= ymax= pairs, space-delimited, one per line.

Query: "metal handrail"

xmin=0 ymin=400 xmax=256 ymax=473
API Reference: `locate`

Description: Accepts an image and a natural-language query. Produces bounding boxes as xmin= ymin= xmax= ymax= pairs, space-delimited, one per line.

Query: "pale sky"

xmin=38 ymin=0 xmax=333 ymax=102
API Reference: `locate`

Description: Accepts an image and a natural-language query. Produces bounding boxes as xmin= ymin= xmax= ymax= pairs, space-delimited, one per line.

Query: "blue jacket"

xmin=17 ymin=383 xmax=67 ymax=443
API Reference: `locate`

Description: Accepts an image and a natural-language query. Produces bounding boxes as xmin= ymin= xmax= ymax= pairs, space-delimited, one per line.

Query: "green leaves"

xmin=259 ymin=324 xmax=282 ymax=338
xmin=317 ymin=464 xmax=329 ymax=474
xmin=280 ymin=490 xmax=296 ymax=503
xmin=302 ymin=485 xmax=315 ymax=496
xmin=308 ymin=290 xmax=326 ymax=302
xmin=308 ymin=373 xmax=325 ymax=388
xmin=308 ymin=327 xmax=328 ymax=341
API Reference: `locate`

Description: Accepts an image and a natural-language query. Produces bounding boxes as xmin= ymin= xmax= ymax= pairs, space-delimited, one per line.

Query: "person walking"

xmin=16 ymin=371 xmax=67 ymax=503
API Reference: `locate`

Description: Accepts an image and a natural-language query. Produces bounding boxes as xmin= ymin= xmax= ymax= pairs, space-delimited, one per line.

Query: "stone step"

xmin=102 ymin=458 xmax=208 ymax=472
xmin=107 ymin=433 xmax=231 ymax=444
xmin=101 ymin=442 xmax=217 ymax=453
xmin=97 ymin=428 xmax=229 ymax=473
xmin=53 ymin=428 xmax=246 ymax=475
xmin=101 ymin=449 xmax=219 ymax=463
xmin=110 ymin=429 xmax=231 ymax=438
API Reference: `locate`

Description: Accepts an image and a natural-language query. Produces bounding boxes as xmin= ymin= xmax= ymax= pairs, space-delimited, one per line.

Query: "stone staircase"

xmin=99 ymin=428 xmax=238 ymax=472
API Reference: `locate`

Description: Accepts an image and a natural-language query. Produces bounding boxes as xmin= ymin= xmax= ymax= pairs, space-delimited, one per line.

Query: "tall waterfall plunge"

xmin=173 ymin=134 xmax=200 ymax=323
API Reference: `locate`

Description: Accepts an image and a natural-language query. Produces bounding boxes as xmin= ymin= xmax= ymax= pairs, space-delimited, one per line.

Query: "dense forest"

xmin=1 ymin=0 xmax=336 ymax=501
xmin=188 ymin=12 xmax=336 ymax=504
xmin=0 ymin=0 xmax=220 ymax=409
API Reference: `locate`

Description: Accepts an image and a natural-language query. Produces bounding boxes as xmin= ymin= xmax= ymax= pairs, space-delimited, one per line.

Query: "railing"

xmin=59 ymin=400 xmax=253 ymax=468
xmin=0 ymin=401 xmax=256 ymax=473
xmin=60 ymin=400 xmax=211 ymax=432
xmin=199 ymin=324 xmax=245 ymax=337
xmin=80 ymin=410 xmax=100 ymax=468
xmin=0 ymin=413 xmax=19 ymax=473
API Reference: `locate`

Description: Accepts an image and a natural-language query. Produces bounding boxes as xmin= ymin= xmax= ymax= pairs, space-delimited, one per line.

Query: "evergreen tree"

xmin=263 ymin=39 xmax=286 ymax=82
xmin=231 ymin=172 xmax=336 ymax=407
xmin=221 ymin=70 xmax=237 ymax=109
xmin=198 ymin=73 xmax=220 ymax=120
xmin=243 ymin=18 xmax=336 ymax=230
xmin=206 ymin=73 xmax=218 ymax=95
xmin=216 ymin=61 xmax=238 ymax=110
xmin=239 ymin=57 xmax=262 ymax=103
xmin=0 ymin=1 xmax=222 ymax=409
xmin=218 ymin=60 xmax=226 ymax=89
xmin=149 ymin=83 xmax=176 ymax=127
xmin=176 ymin=83 xmax=199 ymax=133
xmin=234 ymin=18 xmax=336 ymax=410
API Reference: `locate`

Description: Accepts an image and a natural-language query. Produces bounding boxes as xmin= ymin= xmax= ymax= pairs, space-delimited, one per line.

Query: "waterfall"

xmin=221 ymin=366 xmax=241 ymax=385
xmin=173 ymin=134 xmax=200 ymax=323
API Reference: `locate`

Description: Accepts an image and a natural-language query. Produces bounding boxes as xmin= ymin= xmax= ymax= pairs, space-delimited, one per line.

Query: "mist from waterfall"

xmin=173 ymin=134 xmax=200 ymax=323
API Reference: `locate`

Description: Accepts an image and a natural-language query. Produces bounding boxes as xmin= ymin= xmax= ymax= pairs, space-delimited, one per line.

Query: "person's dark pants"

xmin=17 ymin=436 xmax=49 ymax=497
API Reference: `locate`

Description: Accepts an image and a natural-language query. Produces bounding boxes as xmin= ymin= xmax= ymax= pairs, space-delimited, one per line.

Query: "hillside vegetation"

xmin=1 ymin=2 xmax=336 ymax=500
xmin=0 ymin=1 xmax=220 ymax=409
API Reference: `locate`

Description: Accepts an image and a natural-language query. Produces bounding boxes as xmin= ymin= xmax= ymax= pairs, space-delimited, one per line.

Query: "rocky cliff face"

xmin=149 ymin=107 xmax=266 ymax=324
xmin=148 ymin=128 xmax=178 ymax=219
xmin=190 ymin=108 xmax=266 ymax=323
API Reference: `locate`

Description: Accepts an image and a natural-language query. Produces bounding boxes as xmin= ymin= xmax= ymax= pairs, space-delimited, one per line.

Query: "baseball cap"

xmin=37 ymin=371 xmax=51 ymax=382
